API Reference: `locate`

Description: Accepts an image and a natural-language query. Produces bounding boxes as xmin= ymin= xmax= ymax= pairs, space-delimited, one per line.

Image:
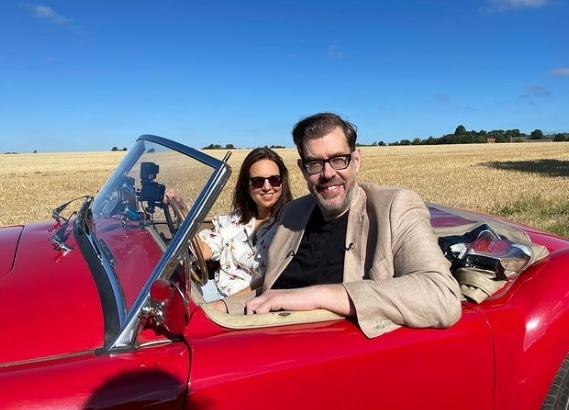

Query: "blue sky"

xmin=1 ymin=0 xmax=568 ymax=153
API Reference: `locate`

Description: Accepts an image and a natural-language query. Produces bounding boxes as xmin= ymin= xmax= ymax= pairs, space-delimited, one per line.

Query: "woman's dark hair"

xmin=232 ymin=147 xmax=293 ymax=224
xmin=292 ymin=112 xmax=358 ymax=158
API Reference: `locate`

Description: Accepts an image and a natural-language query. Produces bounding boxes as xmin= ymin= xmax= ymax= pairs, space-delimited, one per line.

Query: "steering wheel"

xmin=163 ymin=200 xmax=183 ymax=236
xmin=188 ymin=236 xmax=208 ymax=286
xmin=167 ymin=199 xmax=209 ymax=286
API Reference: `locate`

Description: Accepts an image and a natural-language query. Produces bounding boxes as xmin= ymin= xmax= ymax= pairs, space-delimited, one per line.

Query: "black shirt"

xmin=273 ymin=207 xmax=349 ymax=289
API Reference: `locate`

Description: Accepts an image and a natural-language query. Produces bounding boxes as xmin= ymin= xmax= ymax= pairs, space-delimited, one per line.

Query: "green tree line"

xmin=367 ymin=126 xmax=569 ymax=147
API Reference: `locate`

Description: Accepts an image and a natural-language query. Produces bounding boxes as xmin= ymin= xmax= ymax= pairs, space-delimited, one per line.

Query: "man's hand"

xmin=245 ymin=284 xmax=355 ymax=316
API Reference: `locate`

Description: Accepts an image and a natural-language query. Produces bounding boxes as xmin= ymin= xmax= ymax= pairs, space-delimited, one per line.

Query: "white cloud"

xmin=26 ymin=4 xmax=70 ymax=24
xmin=550 ymin=67 xmax=569 ymax=76
xmin=485 ymin=0 xmax=551 ymax=11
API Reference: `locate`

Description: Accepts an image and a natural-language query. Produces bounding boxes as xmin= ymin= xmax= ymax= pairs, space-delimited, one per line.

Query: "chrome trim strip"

xmin=84 ymin=231 xmax=128 ymax=321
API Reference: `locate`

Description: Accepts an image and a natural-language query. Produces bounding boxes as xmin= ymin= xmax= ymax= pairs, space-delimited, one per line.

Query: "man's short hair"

xmin=292 ymin=112 xmax=358 ymax=157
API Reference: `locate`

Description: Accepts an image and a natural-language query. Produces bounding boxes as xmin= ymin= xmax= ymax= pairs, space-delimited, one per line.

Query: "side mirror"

xmin=149 ymin=278 xmax=189 ymax=335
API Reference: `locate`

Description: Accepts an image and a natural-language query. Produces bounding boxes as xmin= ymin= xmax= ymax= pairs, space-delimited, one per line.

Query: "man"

xmin=214 ymin=112 xmax=462 ymax=338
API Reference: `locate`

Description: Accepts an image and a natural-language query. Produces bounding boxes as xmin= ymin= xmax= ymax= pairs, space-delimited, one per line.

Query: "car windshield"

xmin=85 ymin=135 xmax=231 ymax=316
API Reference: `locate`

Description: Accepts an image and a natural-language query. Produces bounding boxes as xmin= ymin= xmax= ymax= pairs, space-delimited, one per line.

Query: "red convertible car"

xmin=1 ymin=135 xmax=569 ymax=409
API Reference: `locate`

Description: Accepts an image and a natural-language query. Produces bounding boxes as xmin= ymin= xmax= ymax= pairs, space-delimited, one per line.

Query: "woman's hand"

xmin=164 ymin=187 xmax=189 ymax=217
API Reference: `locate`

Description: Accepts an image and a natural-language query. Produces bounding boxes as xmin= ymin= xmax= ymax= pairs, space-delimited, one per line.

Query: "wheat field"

xmin=2 ymin=143 xmax=569 ymax=234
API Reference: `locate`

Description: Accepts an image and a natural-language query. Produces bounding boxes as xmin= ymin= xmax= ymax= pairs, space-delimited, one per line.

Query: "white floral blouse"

xmin=198 ymin=210 xmax=276 ymax=297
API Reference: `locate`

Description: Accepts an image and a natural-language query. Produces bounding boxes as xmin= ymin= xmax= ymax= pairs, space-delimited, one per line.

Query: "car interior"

xmin=186 ymin=205 xmax=551 ymax=331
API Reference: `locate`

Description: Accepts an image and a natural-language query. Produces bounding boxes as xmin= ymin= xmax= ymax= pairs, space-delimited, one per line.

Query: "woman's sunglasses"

xmin=249 ymin=175 xmax=282 ymax=189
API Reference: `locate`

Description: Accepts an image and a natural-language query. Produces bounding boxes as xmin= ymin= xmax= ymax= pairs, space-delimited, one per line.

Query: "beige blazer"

xmin=224 ymin=183 xmax=462 ymax=338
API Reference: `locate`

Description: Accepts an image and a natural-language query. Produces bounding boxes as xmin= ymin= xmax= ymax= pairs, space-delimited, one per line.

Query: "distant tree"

xmin=530 ymin=129 xmax=544 ymax=140
xmin=111 ymin=146 xmax=119 ymax=151
xmin=554 ymin=133 xmax=567 ymax=142
xmin=423 ymin=136 xmax=437 ymax=145
xmin=122 ymin=147 xmax=127 ymax=151
xmin=412 ymin=138 xmax=422 ymax=145
xmin=440 ymin=133 xmax=460 ymax=144
xmin=506 ymin=128 xmax=519 ymax=137
xmin=454 ymin=125 xmax=467 ymax=135
xmin=33 ymin=150 xmax=37 ymax=153
xmin=501 ymin=129 xmax=519 ymax=143
xmin=377 ymin=141 xmax=386 ymax=146
xmin=225 ymin=144 xmax=235 ymax=149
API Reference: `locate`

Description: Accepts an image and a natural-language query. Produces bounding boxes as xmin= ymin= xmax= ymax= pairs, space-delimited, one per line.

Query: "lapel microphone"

xmin=342 ymin=243 xmax=354 ymax=251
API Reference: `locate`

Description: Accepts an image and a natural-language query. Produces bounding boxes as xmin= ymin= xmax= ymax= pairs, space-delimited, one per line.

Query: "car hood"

xmin=0 ymin=222 xmax=104 ymax=366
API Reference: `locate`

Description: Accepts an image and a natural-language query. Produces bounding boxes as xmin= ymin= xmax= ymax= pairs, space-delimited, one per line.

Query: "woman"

xmin=166 ymin=147 xmax=292 ymax=301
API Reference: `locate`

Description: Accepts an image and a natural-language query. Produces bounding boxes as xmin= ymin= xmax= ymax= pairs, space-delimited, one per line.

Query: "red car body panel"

xmin=183 ymin=303 xmax=494 ymax=409
xmin=0 ymin=222 xmax=104 ymax=364
xmin=0 ymin=226 xmax=22 ymax=278
xmin=487 ymin=248 xmax=569 ymax=410
xmin=0 ymin=342 xmax=190 ymax=409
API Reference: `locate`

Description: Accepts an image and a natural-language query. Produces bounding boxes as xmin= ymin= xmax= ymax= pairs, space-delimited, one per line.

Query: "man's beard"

xmin=310 ymin=177 xmax=355 ymax=219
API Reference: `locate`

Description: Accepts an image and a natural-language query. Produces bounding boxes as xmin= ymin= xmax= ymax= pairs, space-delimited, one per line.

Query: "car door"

xmin=184 ymin=304 xmax=494 ymax=409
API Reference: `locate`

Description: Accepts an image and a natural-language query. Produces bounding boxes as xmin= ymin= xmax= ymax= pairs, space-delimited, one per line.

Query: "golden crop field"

xmin=2 ymin=142 xmax=569 ymax=236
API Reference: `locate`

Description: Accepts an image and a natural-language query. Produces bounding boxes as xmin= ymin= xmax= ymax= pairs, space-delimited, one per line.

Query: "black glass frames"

xmin=249 ymin=175 xmax=282 ymax=189
xmin=301 ymin=153 xmax=352 ymax=175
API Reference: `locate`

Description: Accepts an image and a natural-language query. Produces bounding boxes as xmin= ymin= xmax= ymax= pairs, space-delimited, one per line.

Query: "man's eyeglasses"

xmin=301 ymin=153 xmax=352 ymax=175
xmin=249 ymin=175 xmax=282 ymax=189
